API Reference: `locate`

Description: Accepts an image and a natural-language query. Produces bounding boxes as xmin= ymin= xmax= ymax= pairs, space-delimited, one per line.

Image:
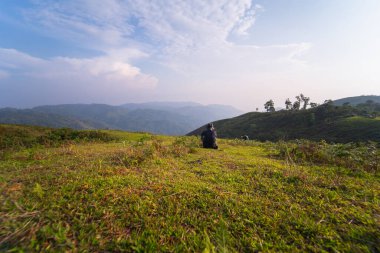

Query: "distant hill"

xmin=121 ymin=101 xmax=202 ymax=110
xmin=188 ymin=103 xmax=380 ymax=143
xmin=0 ymin=102 xmax=243 ymax=135
xmin=120 ymin=102 xmax=243 ymax=123
xmin=33 ymin=104 xmax=130 ymax=130
xmin=333 ymin=95 xmax=380 ymax=106
xmin=0 ymin=108 xmax=105 ymax=129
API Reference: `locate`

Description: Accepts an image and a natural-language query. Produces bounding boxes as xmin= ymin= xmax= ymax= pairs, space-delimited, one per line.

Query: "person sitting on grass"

xmin=201 ymin=123 xmax=218 ymax=149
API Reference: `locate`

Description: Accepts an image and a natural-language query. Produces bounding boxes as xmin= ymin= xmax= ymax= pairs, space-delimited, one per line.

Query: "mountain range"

xmin=1 ymin=95 xmax=379 ymax=140
xmin=0 ymin=102 xmax=243 ymax=135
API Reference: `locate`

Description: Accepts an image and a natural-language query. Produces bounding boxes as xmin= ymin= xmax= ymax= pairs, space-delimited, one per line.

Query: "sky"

xmin=0 ymin=0 xmax=379 ymax=111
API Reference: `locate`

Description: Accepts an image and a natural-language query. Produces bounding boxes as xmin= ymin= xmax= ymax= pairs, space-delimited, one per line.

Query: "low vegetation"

xmin=271 ymin=139 xmax=379 ymax=173
xmin=189 ymin=101 xmax=380 ymax=143
xmin=1 ymin=125 xmax=379 ymax=252
xmin=0 ymin=124 xmax=114 ymax=149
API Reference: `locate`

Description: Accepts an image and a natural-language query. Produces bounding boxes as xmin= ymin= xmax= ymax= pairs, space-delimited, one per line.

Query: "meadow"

xmin=0 ymin=125 xmax=379 ymax=252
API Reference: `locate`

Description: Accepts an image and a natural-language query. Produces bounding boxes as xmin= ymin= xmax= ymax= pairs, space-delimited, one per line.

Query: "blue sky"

xmin=0 ymin=0 xmax=379 ymax=111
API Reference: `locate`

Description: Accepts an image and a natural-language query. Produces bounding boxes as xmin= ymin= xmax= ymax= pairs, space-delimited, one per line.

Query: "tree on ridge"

xmin=285 ymin=98 xmax=292 ymax=110
xmin=264 ymin=100 xmax=275 ymax=112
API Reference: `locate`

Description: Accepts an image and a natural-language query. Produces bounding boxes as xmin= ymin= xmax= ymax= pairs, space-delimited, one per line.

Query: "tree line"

xmin=264 ymin=93 xmax=318 ymax=112
xmin=264 ymin=95 xmax=380 ymax=118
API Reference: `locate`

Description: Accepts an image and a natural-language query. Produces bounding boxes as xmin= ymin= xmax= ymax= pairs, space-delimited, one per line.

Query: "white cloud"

xmin=0 ymin=48 xmax=44 ymax=69
xmin=161 ymin=41 xmax=313 ymax=80
xmin=0 ymin=48 xmax=156 ymax=85
xmin=18 ymin=1 xmax=315 ymax=109
xmin=24 ymin=0 xmax=304 ymax=75
xmin=1 ymin=0 xmax=376 ymax=111
xmin=26 ymin=0 xmax=260 ymax=53
xmin=26 ymin=0 xmax=133 ymax=48
xmin=147 ymin=40 xmax=317 ymax=111
xmin=11 ymin=1 xmax=318 ymax=110
xmin=0 ymin=48 xmax=158 ymax=106
xmin=233 ymin=4 xmax=262 ymax=35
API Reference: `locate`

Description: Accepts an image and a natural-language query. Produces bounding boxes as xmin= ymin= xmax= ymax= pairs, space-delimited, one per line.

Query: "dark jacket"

xmin=201 ymin=129 xmax=217 ymax=149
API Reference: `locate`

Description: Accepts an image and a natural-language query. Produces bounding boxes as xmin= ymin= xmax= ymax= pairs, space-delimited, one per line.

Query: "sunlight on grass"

xmin=0 ymin=126 xmax=379 ymax=252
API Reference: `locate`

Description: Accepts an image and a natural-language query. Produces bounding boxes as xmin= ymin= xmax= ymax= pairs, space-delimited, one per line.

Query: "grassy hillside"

xmin=188 ymin=103 xmax=380 ymax=142
xmin=333 ymin=95 xmax=380 ymax=106
xmin=0 ymin=124 xmax=114 ymax=152
xmin=1 ymin=124 xmax=379 ymax=252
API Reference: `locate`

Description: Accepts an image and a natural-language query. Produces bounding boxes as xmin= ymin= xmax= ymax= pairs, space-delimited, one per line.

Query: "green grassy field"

xmin=1 ymin=125 xmax=379 ymax=252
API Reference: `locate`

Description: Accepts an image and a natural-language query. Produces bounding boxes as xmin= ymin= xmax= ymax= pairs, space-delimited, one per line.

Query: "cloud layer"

xmin=27 ymin=0 xmax=260 ymax=52
xmin=0 ymin=0 xmax=320 ymax=109
xmin=0 ymin=48 xmax=157 ymax=106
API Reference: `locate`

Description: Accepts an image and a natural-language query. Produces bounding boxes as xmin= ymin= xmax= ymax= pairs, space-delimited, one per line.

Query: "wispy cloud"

xmin=2 ymin=1 xmax=317 ymax=108
xmin=0 ymin=48 xmax=157 ymax=106
xmin=0 ymin=48 xmax=156 ymax=85
xmin=25 ymin=0 xmax=261 ymax=53
xmin=233 ymin=4 xmax=263 ymax=35
xmin=25 ymin=0 xmax=132 ymax=48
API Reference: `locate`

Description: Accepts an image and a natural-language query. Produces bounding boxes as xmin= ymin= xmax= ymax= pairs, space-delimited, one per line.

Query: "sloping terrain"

xmin=188 ymin=103 xmax=380 ymax=142
xmin=333 ymin=95 xmax=380 ymax=106
xmin=1 ymin=124 xmax=379 ymax=252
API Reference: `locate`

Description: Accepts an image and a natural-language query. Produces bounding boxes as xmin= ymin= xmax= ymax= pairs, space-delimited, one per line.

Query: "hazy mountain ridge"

xmin=0 ymin=102 xmax=243 ymax=135
xmin=0 ymin=108 xmax=106 ymax=129
xmin=121 ymin=101 xmax=202 ymax=111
